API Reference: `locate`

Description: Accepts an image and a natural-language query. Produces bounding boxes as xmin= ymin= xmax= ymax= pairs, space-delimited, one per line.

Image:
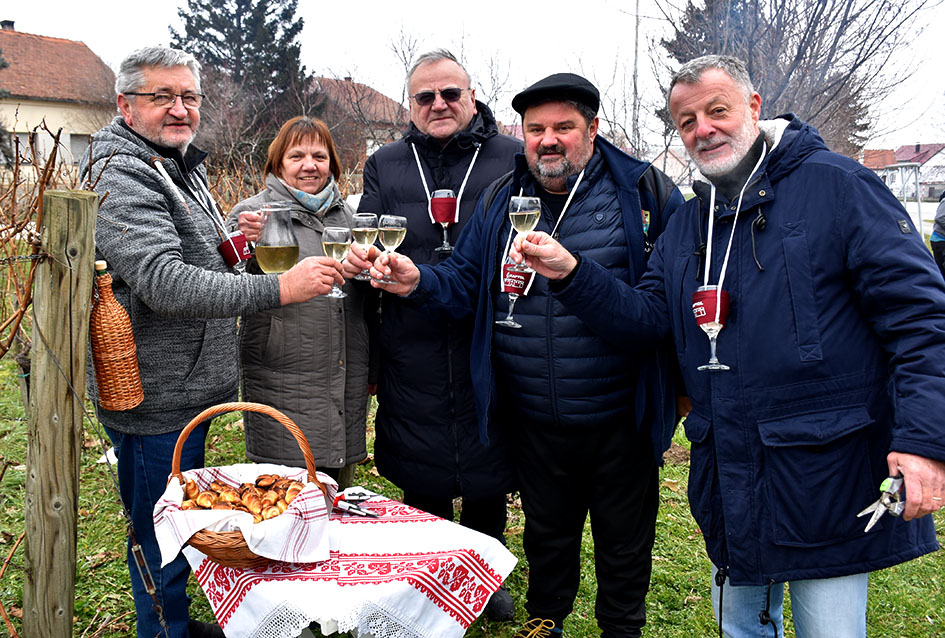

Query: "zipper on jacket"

xmin=447 ymin=318 xmax=462 ymax=490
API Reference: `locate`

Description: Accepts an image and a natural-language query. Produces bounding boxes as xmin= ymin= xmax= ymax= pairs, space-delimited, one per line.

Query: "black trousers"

xmin=514 ymin=420 xmax=659 ymax=637
xmin=402 ymin=491 xmax=508 ymax=543
xmin=932 ymin=241 xmax=945 ymax=281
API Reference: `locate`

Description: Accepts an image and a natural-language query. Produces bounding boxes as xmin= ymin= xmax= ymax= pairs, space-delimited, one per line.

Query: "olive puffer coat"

xmin=231 ymin=176 xmax=371 ymax=470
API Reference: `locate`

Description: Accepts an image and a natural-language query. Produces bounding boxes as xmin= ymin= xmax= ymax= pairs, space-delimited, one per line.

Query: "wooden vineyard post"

xmin=22 ymin=190 xmax=96 ymax=638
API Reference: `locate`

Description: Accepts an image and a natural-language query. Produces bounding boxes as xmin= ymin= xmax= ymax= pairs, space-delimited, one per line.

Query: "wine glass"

xmin=255 ymin=203 xmax=299 ymax=273
xmin=495 ymin=263 xmax=534 ymax=329
xmin=322 ymin=226 xmax=351 ymax=298
xmin=351 ymin=213 xmax=378 ymax=281
xmin=691 ymin=285 xmax=731 ymax=371
xmin=377 ymin=215 xmax=407 ymax=285
xmin=431 ymin=189 xmax=457 ymax=254
xmin=508 ymin=196 xmax=541 ymax=272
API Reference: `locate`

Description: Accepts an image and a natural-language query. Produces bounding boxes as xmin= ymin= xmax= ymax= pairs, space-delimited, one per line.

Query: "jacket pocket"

xmin=780 ymin=221 xmax=823 ymax=362
xmin=682 ymin=410 xmax=725 ymax=554
xmin=683 ymin=409 xmax=711 ymax=443
xmin=758 ymin=405 xmax=874 ymax=547
xmin=262 ymin=314 xmax=286 ymax=367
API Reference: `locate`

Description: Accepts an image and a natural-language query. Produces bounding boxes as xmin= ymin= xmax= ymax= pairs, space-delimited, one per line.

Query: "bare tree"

xmin=656 ymin=0 xmax=933 ymax=155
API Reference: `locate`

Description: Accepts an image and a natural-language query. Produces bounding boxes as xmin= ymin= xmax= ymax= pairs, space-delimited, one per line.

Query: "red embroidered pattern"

xmin=194 ymin=548 xmax=502 ymax=629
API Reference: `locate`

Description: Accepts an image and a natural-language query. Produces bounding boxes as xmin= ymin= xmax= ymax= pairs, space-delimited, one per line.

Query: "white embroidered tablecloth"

xmin=184 ymin=497 xmax=517 ymax=638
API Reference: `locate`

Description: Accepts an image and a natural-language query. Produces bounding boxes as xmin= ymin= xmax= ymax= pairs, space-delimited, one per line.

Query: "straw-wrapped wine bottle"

xmin=89 ymin=260 xmax=143 ymax=410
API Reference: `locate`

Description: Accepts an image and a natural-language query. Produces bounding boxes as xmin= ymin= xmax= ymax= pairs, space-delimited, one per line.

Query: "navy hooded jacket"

xmin=575 ymin=116 xmax=945 ymax=585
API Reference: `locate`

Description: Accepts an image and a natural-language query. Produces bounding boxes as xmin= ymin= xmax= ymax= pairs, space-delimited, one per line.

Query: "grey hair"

xmin=407 ymin=49 xmax=472 ymax=88
xmin=115 ymin=46 xmax=202 ymax=95
xmin=668 ymin=55 xmax=754 ymax=107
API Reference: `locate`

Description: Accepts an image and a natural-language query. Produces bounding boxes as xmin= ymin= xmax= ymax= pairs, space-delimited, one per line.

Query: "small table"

xmin=185 ymin=497 xmax=517 ymax=638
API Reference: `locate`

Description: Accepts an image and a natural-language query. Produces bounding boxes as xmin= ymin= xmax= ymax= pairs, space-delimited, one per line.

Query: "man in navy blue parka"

xmin=353 ymin=73 xmax=684 ymax=637
xmin=512 ymin=56 xmax=945 ymax=638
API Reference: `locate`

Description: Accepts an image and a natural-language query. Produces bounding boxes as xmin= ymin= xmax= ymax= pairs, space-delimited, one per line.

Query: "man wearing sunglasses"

xmin=357 ymin=49 xmax=522 ymax=622
xmin=355 ymin=72 xmax=684 ymax=637
xmin=82 ymin=46 xmax=344 ymax=638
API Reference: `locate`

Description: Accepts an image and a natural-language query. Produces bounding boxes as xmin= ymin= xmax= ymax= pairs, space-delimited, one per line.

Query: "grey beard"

xmin=531 ymin=156 xmax=579 ymax=192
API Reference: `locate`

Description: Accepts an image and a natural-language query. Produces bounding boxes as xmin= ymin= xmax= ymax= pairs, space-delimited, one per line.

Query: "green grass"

xmin=0 ymin=363 xmax=942 ymax=637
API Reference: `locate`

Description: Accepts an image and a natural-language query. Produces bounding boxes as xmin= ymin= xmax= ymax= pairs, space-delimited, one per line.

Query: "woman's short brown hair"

xmin=264 ymin=116 xmax=341 ymax=182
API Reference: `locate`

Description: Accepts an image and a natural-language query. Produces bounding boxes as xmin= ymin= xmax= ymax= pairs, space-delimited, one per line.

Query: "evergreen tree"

xmin=170 ymin=0 xmax=322 ymax=168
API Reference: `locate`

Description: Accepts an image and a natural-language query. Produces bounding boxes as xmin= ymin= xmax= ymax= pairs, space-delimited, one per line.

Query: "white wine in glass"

xmin=377 ymin=214 xmax=407 ymax=285
xmin=508 ymin=196 xmax=541 ymax=273
xmin=255 ymin=203 xmax=299 ymax=273
xmin=322 ymin=226 xmax=351 ymax=298
xmin=256 ymin=245 xmax=300 ymax=274
xmin=351 ymin=213 xmax=378 ymax=281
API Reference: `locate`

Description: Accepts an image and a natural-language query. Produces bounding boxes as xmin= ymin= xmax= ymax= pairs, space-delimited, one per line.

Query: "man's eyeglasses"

xmin=409 ymin=88 xmax=469 ymax=107
xmin=125 ymin=92 xmax=204 ymax=109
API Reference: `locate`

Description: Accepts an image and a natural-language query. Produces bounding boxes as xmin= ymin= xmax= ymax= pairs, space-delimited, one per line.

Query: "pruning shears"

xmin=857 ymin=474 xmax=905 ymax=532
xmin=332 ymin=487 xmax=379 ymax=517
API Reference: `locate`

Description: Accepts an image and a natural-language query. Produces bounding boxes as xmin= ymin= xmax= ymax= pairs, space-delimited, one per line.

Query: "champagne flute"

xmin=508 ymin=196 xmax=541 ymax=272
xmin=431 ymin=189 xmax=457 ymax=254
xmin=322 ymin=226 xmax=351 ymax=298
xmin=691 ymin=285 xmax=731 ymax=371
xmin=255 ymin=203 xmax=299 ymax=273
xmin=495 ymin=263 xmax=534 ymax=329
xmin=377 ymin=215 xmax=407 ymax=285
xmin=351 ymin=213 xmax=378 ymax=281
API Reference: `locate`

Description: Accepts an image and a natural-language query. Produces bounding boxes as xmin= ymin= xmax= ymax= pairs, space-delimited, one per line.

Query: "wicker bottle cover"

xmin=89 ymin=260 xmax=144 ymax=410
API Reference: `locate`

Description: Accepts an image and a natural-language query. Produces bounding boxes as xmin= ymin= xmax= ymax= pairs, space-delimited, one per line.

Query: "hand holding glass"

xmin=377 ymin=215 xmax=407 ymax=285
xmin=508 ymin=196 xmax=541 ymax=272
xmin=255 ymin=203 xmax=299 ymax=273
xmin=351 ymin=213 xmax=378 ymax=281
xmin=322 ymin=226 xmax=351 ymax=298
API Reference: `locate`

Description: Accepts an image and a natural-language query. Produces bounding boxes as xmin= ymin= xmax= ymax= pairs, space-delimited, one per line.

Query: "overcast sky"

xmin=5 ymin=0 xmax=944 ymax=151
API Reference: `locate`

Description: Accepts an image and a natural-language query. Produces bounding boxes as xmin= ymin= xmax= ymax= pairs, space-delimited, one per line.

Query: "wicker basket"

xmin=170 ymin=402 xmax=326 ymax=569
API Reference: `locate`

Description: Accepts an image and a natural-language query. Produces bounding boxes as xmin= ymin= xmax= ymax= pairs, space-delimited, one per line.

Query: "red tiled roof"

xmin=0 ymin=28 xmax=115 ymax=105
xmin=894 ymin=143 xmax=945 ymax=165
xmin=861 ymin=149 xmax=897 ymax=169
xmin=315 ymin=77 xmax=407 ymax=127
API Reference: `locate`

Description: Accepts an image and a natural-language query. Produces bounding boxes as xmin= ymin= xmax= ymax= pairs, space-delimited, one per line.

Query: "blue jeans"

xmin=107 ymin=423 xmax=208 ymax=638
xmin=711 ymin=566 xmax=868 ymax=638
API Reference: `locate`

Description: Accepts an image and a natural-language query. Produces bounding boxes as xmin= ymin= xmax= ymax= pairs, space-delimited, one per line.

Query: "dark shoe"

xmin=513 ymin=617 xmax=562 ymax=637
xmin=188 ymin=619 xmax=225 ymax=638
xmin=484 ymin=583 xmax=515 ymax=622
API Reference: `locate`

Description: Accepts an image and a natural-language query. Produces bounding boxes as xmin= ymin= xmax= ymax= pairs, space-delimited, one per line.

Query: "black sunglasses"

xmin=410 ymin=88 xmax=469 ymax=107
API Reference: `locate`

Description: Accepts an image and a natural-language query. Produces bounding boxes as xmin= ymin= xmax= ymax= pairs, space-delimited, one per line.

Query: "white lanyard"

xmin=153 ymin=158 xmax=228 ymax=239
xmin=501 ymin=168 xmax=586 ymax=263
xmin=703 ymin=142 xmax=767 ymax=321
xmin=411 ymin=142 xmax=481 ymax=224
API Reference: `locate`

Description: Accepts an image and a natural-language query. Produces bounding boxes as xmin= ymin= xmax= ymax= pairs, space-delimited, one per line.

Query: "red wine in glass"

xmin=431 ymin=189 xmax=456 ymax=254
xmin=495 ymin=263 xmax=534 ymax=329
xmin=692 ymin=285 xmax=730 ymax=371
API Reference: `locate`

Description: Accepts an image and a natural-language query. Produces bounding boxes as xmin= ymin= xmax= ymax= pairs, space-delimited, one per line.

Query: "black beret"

xmin=511 ymin=73 xmax=600 ymax=116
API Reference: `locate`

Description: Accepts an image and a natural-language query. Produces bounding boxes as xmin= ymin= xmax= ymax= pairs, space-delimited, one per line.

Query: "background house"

xmin=650 ymin=147 xmax=694 ymax=190
xmin=315 ymin=76 xmax=408 ymax=177
xmin=869 ymin=143 xmax=945 ymax=200
xmin=0 ymin=20 xmax=115 ymax=166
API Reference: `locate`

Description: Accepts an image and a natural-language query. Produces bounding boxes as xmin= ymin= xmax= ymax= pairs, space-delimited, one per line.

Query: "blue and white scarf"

xmin=280 ymin=176 xmax=338 ymax=218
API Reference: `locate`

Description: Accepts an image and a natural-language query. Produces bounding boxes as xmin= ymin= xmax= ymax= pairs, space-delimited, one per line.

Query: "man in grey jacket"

xmin=82 ymin=47 xmax=343 ymax=638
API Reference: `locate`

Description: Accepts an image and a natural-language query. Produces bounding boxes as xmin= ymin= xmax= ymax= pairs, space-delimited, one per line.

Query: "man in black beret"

xmin=348 ymin=72 xmax=684 ymax=637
